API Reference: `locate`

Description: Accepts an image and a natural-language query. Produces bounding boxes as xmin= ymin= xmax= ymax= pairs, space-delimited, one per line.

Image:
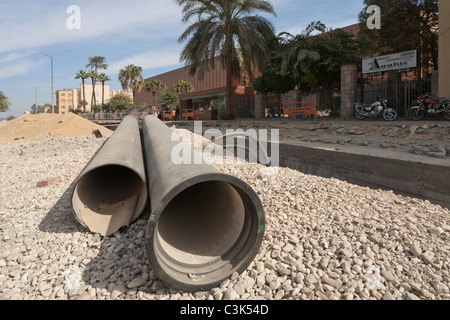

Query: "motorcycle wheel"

xmin=383 ymin=109 xmax=397 ymax=121
xmin=356 ymin=112 xmax=366 ymax=120
xmin=407 ymin=108 xmax=425 ymax=121
xmin=443 ymin=105 xmax=450 ymax=121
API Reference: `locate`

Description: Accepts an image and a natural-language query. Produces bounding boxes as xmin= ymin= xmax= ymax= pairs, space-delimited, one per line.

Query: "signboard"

xmin=283 ymin=101 xmax=317 ymax=121
xmin=362 ymin=50 xmax=417 ymax=74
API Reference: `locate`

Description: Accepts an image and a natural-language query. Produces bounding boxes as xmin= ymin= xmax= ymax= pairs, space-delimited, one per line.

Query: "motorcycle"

xmin=354 ymin=96 xmax=398 ymax=121
xmin=407 ymin=93 xmax=450 ymax=121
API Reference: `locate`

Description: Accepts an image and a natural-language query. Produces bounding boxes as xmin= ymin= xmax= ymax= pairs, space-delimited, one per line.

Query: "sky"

xmin=0 ymin=0 xmax=364 ymax=118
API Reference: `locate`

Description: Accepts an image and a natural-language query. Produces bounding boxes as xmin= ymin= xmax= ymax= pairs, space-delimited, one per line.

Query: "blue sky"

xmin=0 ymin=0 xmax=364 ymax=118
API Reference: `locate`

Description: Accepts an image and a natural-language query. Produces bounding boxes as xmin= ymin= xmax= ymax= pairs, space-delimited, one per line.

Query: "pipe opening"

xmin=72 ymin=165 xmax=147 ymax=236
xmin=153 ymin=180 xmax=262 ymax=288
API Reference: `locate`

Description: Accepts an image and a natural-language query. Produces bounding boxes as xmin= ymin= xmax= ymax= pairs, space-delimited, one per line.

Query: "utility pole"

xmin=32 ymin=86 xmax=38 ymax=114
xmin=43 ymin=53 xmax=54 ymax=113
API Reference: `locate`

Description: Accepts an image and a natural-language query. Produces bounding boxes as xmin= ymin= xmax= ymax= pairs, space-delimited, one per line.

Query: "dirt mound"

xmin=0 ymin=113 xmax=113 ymax=144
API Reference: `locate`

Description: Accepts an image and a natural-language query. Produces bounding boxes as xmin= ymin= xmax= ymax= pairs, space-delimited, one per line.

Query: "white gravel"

xmin=1 ymin=132 xmax=449 ymax=300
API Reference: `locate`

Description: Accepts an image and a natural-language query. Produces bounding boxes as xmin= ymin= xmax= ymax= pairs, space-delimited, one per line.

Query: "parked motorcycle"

xmin=407 ymin=93 xmax=450 ymax=121
xmin=354 ymin=96 xmax=398 ymax=121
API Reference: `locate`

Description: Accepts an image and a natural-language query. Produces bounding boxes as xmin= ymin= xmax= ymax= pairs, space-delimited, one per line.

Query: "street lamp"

xmin=42 ymin=53 xmax=54 ymax=113
xmin=32 ymin=85 xmax=38 ymax=114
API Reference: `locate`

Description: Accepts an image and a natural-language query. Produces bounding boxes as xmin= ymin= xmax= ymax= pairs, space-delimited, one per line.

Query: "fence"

xmin=358 ymin=79 xmax=432 ymax=116
xmin=81 ymin=111 xmax=151 ymax=122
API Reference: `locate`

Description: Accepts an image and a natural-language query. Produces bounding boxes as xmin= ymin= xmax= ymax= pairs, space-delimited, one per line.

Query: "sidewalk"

xmin=171 ymin=118 xmax=450 ymax=166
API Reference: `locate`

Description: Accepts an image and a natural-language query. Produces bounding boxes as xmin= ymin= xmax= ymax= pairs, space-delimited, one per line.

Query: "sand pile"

xmin=0 ymin=113 xmax=113 ymax=144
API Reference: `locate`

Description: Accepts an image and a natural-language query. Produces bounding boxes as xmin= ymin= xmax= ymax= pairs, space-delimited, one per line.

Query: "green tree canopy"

xmin=160 ymin=89 xmax=179 ymax=109
xmin=256 ymin=21 xmax=363 ymax=95
xmin=86 ymin=56 xmax=108 ymax=107
xmin=108 ymin=93 xmax=134 ymax=111
xmin=75 ymin=70 xmax=89 ymax=112
xmin=31 ymin=104 xmax=44 ymax=114
xmin=358 ymin=0 xmax=438 ymax=73
xmin=0 ymin=90 xmax=11 ymax=112
xmin=144 ymin=79 xmax=167 ymax=107
xmin=97 ymin=73 xmax=111 ymax=106
xmin=172 ymin=80 xmax=194 ymax=94
xmin=175 ymin=0 xmax=277 ymax=118
xmin=118 ymin=64 xmax=144 ymax=102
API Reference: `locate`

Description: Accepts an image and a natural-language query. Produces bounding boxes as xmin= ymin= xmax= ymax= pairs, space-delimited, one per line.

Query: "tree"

xmin=172 ymin=80 xmax=194 ymax=94
xmin=87 ymin=70 xmax=98 ymax=108
xmin=253 ymin=31 xmax=298 ymax=95
xmin=75 ymin=70 xmax=89 ymax=112
xmin=108 ymin=93 xmax=134 ymax=111
xmin=175 ymin=0 xmax=277 ymax=119
xmin=273 ymin=22 xmax=362 ymax=93
xmin=31 ymin=104 xmax=44 ymax=114
xmin=86 ymin=56 xmax=108 ymax=108
xmin=97 ymin=73 xmax=111 ymax=106
xmin=144 ymin=79 xmax=167 ymax=107
xmin=358 ymin=0 xmax=439 ymax=73
xmin=0 ymin=90 xmax=11 ymax=112
xmin=160 ymin=89 xmax=179 ymax=109
xmin=118 ymin=64 xmax=144 ymax=102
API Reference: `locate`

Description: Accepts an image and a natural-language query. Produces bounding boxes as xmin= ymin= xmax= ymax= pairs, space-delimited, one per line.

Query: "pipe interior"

xmin=73 ymin=165 xmax=147 ymax=236
xmin=156 ymin=181 xmax=248 ymax=266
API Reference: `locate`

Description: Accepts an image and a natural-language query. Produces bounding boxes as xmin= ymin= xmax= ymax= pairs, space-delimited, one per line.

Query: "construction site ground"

xmin=170 ymin=117 xmax=450 ymax=167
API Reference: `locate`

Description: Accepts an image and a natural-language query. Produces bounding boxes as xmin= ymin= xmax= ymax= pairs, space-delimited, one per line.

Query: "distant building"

xmin=135 ymin=56 xmax=256 ymax=119
xmin=82 ymin=83 xmax=110 ymax=111
xmin=110 ymin=90 xmax=133 ymax=100
xmin=56 ymin=85 xmax=133 ymax=113
xmin=55 ymin=88 xmax=80 ymax=114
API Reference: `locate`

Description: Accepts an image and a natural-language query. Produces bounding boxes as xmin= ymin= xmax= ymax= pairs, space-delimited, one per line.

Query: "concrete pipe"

xmin=71 ymin=115 xmax=148 ymax=237
xmin=142 ymin=116 xmax=265 ymax=291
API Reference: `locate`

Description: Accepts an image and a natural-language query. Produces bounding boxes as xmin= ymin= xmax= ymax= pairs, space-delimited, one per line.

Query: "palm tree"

xmin=118 ymin=64 xmax=144 ymax=102
xmin=175 ymin=0 xmax=276 ymax=119
xmin=86 ymin=56 xmax=108 ymax=108
xmin=144 ymin=79 xmax=167 ymax=107
xmin=75 ymin=70 xmax=89 ymax=112
xmin=172 ymin=80 xmax=194 ymax=94
xmin=87 ymin=70 xmax=99 ymax=108
xmin=97 ymin=73 xmax=111 ymax=106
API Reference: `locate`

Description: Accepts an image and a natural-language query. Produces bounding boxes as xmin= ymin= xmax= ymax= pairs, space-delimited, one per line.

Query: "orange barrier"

xmin=283 ymin=101 xmax=317 ymax=121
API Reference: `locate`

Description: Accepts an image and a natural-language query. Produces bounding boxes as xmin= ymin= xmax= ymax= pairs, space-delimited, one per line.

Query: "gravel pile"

xmin=1 ymin=132 xmax=449 ymax=300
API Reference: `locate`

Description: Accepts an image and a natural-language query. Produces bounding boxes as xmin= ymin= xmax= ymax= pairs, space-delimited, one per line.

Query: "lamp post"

xmin=32 ymin=86 xmax=38 ymax=114
xmin=42 ymin=53 xmax=54 ymax=113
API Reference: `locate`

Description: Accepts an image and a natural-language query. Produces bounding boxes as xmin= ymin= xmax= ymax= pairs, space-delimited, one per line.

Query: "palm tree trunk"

xmin=82 ymin=79 xmax=86 ymax=113
xmin=225 ymin=38 xmax=233 ymax=120
xmin=91 ymin=77 xmax=95 ymax=110
xmin=102 ymin=82 xmax=105 ymax=106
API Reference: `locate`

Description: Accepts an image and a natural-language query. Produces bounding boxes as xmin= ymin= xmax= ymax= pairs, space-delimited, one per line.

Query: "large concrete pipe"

xmin=71 ymin=115 xmax=148 ymax=237
xmin=142 ymin=116 xmax=265 ymax=291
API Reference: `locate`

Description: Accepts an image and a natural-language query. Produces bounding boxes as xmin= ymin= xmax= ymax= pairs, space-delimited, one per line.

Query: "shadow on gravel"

xmin=37 ymin=179 xmax=88 ymax=234
xmin=37 ymin=174 xmax=162 ymax=298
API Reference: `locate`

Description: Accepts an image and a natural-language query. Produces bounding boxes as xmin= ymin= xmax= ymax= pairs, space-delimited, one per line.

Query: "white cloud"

xmin=0 ymin=0 xmax=183 ymax=54
xmin=0 ymin=59 xmax=46 ymax=80
xmin=108 ymin=48 xmax=183 ymax=76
